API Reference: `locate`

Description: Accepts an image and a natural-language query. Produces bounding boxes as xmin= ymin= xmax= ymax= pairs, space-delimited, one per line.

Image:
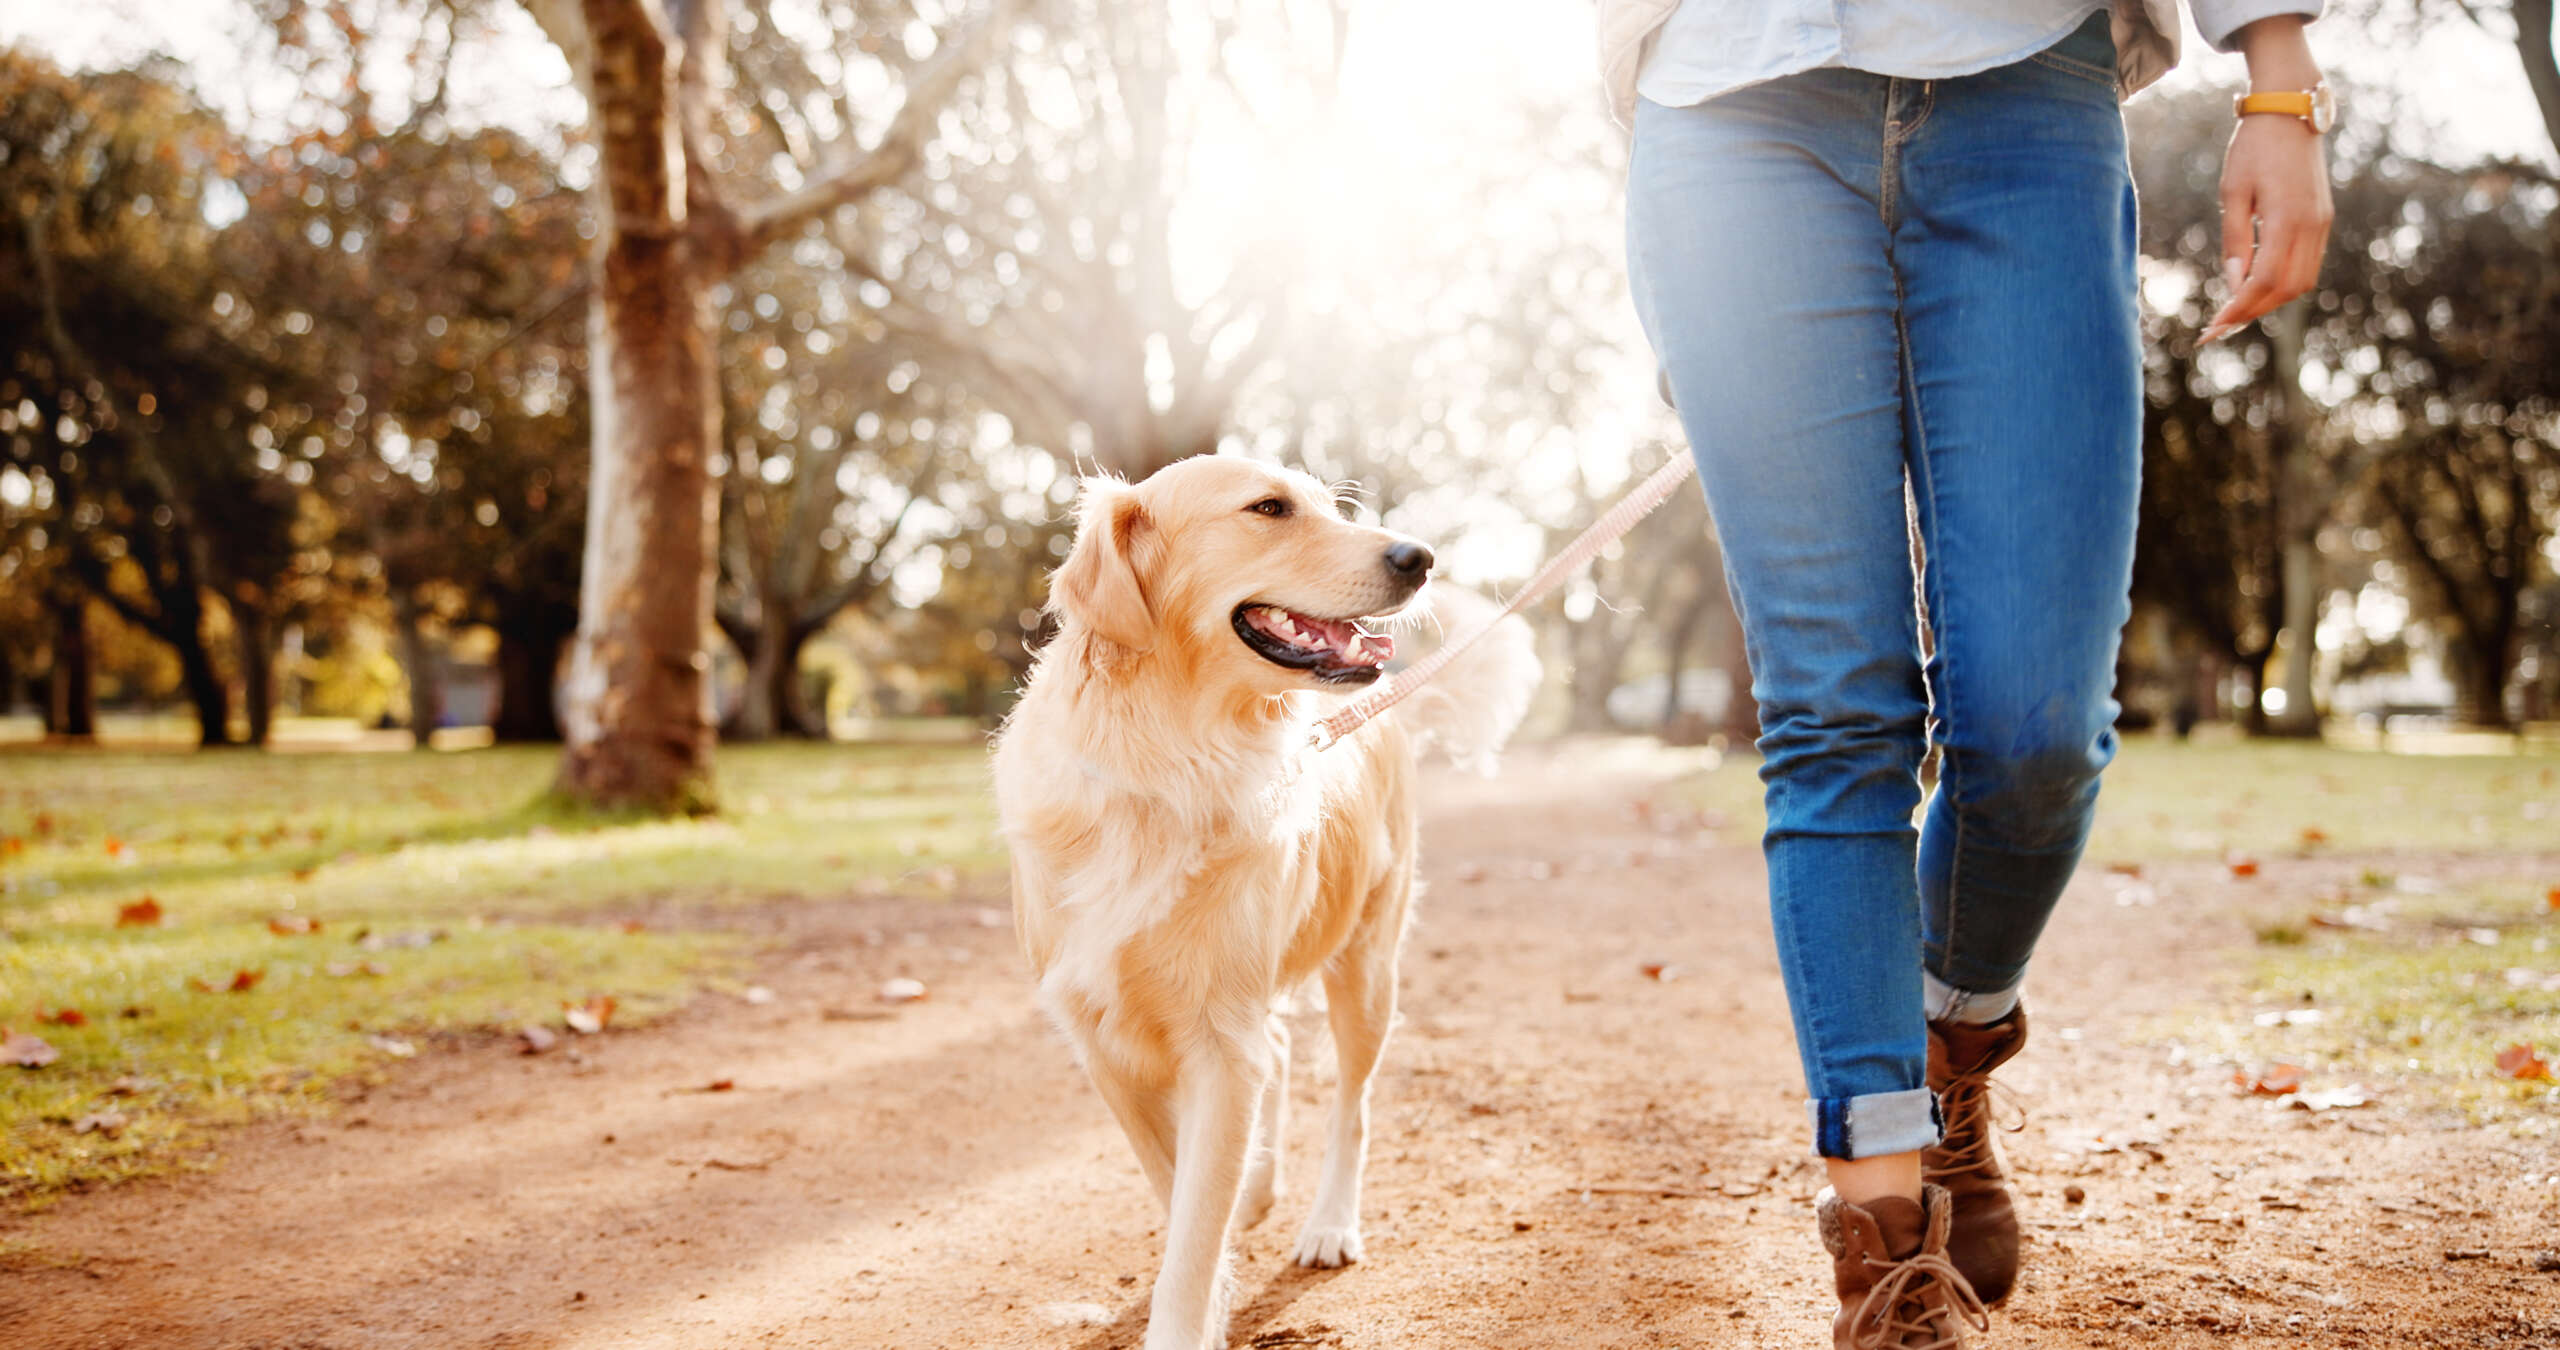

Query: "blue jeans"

xmin=1625 ymin=14 xmax=2139 ymax=1160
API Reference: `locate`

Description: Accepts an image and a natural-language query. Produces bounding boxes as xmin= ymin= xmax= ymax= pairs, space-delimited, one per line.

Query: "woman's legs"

xmin=1626 ymin=14 xmax=2139 ymax=1180
xmin=1893 ymin=37 xmax=2144 ymax=1018
xmin=1628 ymin=74 xmax=1940 ymax=1177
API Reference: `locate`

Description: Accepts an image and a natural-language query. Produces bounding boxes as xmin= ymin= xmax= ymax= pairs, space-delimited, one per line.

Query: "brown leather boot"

xmin=1818 ymin=1185 xmax=1989 ymax=1349
xmin=1924 ymin=1007 xmax=2028 ymax=1305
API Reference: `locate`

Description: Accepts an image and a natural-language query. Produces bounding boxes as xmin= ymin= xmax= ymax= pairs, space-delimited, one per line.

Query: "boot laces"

xmin=1924 ymin=1073 xmax=2023 ymax=1183
xmin=1850 ymin=1249 xmax=1992 ymax=1350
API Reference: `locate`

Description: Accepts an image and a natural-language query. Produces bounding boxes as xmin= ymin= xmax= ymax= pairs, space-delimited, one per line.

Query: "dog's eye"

xmin=1245 ymin=497 xmax=1291 ymax=519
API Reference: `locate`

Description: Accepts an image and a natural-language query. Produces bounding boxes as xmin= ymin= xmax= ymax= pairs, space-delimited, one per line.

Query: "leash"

xmin=1310 ymin=452 xmax=1699 ymax=750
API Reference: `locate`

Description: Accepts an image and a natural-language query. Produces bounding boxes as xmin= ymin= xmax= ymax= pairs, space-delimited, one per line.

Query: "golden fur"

xmin=992 ymin=456 xmax=1534 ymax=1350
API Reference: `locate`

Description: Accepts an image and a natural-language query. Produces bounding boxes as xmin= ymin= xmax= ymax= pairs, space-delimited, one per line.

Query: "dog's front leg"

xmin=1235 ymin=1011 xmax=1289 ymax=1230
xmin=1296 ymin=936 xmax=1397 ymax=1268
xmin=1144 ymin=1044 xmax=1265 ymax=1350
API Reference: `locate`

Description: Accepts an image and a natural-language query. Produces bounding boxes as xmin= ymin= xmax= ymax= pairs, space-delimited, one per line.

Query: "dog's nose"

xmin=1384 ymin=541 xmax=1433 ymax=578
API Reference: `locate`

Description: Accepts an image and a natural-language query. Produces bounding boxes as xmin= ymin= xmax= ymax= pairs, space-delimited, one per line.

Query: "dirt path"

xmin=5 ymin=741 xmax=2554 ymax=1348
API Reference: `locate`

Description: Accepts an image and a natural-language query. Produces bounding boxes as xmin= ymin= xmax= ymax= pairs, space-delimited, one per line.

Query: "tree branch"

xmin=735 ymin=0 xmax=1026 ymax=257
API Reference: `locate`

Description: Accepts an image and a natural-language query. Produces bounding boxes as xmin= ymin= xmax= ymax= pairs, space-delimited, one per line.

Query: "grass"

xmin=1678 ymin=729 xmax=2560 ymax=861
xmin=2226 ymin=879 xmax=2560 ymax=1131
xmin=0 ymin=741 xmax=1000 ymax=1201
xmin=1677 ymin=730 xmax=2560 ymax=1127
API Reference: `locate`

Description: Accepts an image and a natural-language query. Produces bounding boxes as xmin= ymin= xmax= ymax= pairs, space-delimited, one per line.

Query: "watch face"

xmin=2309 ymin=83 xmax=2337 ymax=133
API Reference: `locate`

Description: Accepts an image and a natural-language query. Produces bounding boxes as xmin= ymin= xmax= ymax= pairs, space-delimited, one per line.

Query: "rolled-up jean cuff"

xmin=1923 ymin=969 xmax=2023 ymax=1026
xmin=1806 ymin=1088 xmax=1944 ymax=1160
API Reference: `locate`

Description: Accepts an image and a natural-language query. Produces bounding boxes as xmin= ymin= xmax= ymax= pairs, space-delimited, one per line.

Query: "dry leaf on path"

xmin=3 ymin=1029 xmax=60 ymax=1068
xmin=116 ymin=897 xmax=164 ymax=927
xmin=1638 ymin=962 xmax=1681 ymax=982
xmin=268 ymin=914 xmax=322 ymax=936
xmin=2493 ymin=1044 xmax=2553 ymax=1082
xmin=2228 ymin=857 xmax=2261 ymax=879
xmin=39 ymin=1008 xmax=87 ymax=1027
xmin=564 ymin=996 xmax=617 ymax=1034
xmin=2233 ymin=1063 xmax=2303 ymax=1096
xmin=227 ymin=969 xmax=265 ymax=993
xmin=2288 ymin=1084 xmax=2375 ymax=1111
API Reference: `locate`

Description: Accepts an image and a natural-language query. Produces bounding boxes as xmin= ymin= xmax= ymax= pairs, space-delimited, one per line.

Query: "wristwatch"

xmin=2234 ymin=83 xmax=2337 ymax=133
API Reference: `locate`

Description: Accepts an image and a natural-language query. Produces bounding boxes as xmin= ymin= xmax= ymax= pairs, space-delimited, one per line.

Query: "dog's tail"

xmin=1396 ymin=585 xmax=1542 ymax=776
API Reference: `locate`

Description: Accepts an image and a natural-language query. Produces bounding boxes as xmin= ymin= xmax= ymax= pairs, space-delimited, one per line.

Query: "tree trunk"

xmin=2516 ymin=0 xmax=2560 ymax=156
xmin=494 ymin=613 xmax=571 ymax=743
xmin=2457 ymin=615 xmax=2519 ymax=730
xmin=47 ymin=595 xmax=97 ymax=742
xmin=236 ymin=603 xmax=275 ymax=748
xmin=1713 ymin=596 xmax=1759 ymax=745
xmin=2265 ymin=306 xmax=2322 ymax=738
xmin=553 ymin=1 xmax=722 ymax=813
xmin=396 ymin=593 xmax=444 ymax=748
xmin=726 ymin=619 xmax=823 ymax=741
xmin=174 ymin=605 xmax=231 ymax=748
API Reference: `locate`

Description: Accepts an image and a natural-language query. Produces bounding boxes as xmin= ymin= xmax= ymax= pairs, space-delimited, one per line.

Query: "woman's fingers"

xmin=2201 ymin=118 xmax=2334 ymax=343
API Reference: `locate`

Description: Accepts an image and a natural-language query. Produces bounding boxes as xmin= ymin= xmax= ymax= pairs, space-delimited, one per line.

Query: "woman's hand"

xmin=2202 ymin=17 xmax=2334 ymax=343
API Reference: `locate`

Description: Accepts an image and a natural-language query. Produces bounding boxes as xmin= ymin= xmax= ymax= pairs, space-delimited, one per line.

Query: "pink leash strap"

xmin=1310 ymin=453 xmax=1700 ymax=750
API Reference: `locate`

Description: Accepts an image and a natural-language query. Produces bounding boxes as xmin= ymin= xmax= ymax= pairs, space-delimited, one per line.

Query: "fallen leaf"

xmin=38 ymin=1008 xmax=87 ymax=1027
xmin=226 ymin=969 xmax=265 ymax=993
xmin=2233 ymin=1063 xmax=2303 ymax=1096
xmin=116 ymin=896 xmax=164 ymax=927
xmin=268 ymin=914 xmax=322 ymax=936
xmin=73 ymin=1110 xmax=127 ymax=1138
xmin=2228 ymin=857 xmax=2261 ymax=879
xmin=614 ymin=919 xmax=648 ymax=934
xmin=705 ymin=1078 xmax=736 ymax=1092
xmin=2289 ymin=1085 xmax=2375 ymax=1112
xmin=103 ymin=836 xmax=124 ymax=858
xmin=878 ymin=977 xmax=928 ymax=1004
xmin=518 ymin=1024 xmax=559 ymax=1054
xmin=290 ymin=866 xmax=317 ymax=882
xmin=563 ymin=996 xmax=617 ymax=1034
xmin=1638 ymin=962 xmax=1681 ymax=982
xmin=2104 ymin=862 xmax=2143 ymax=878
xmin=3 ymin=836 xmax=22 ymax=856
xmin=2493 ymin=1044 xmax=2553 ymax=1082
xmin=2298 ymin=827 xmax=2329 ymax=846
xmin=3 ymin=1029 xmax=60 ymax=1067
xmin=2547 ymin=886 xmax=2559 ymax=912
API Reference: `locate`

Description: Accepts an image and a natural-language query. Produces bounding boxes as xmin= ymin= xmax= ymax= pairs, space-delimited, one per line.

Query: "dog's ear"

xmin=1051 ymin=479 xmax=1156 ymax=653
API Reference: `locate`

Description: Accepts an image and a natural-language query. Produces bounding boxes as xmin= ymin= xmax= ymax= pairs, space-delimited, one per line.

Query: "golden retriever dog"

xmin=992 ymin=455 xmax=1537 ymax=1350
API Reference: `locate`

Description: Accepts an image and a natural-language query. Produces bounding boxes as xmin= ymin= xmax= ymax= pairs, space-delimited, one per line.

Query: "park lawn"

xmin=0 ymin=741 xmax=1001 ymax=1202
xmin=1679 ymin=733 xmax=2560 ymax=1128
xmin=1679 ymin=731 xmax=2560 ymax=861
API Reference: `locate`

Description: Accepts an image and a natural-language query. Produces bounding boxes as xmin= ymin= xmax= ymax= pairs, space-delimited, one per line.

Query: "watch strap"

xmin=2234 ymin=91 xmax=2316 ymax=121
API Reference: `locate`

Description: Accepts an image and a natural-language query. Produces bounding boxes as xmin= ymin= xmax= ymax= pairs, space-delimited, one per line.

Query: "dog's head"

xmin=1049 ymin=456 xmax=1433 ymax=692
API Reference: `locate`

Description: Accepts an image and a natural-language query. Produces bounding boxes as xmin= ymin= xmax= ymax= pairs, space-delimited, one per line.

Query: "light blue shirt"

xmin=1636 ymin=0 xmax=2320 ymax=108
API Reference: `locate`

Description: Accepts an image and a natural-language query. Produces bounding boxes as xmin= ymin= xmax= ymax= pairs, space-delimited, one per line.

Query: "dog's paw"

xmin=1291 ymin=1223 xmax=1364 ymax=1269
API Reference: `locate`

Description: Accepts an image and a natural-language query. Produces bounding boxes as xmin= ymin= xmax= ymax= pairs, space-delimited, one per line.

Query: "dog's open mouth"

xmin=1231 ymin=604 xmax=1396 ymax=685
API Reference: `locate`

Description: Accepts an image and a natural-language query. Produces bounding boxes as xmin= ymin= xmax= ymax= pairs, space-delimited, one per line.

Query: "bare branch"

xmin=736 ymin=0 xmax=1027 ymax=257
